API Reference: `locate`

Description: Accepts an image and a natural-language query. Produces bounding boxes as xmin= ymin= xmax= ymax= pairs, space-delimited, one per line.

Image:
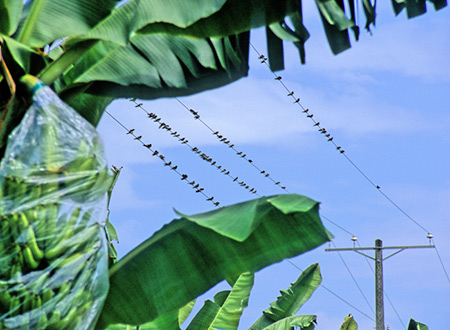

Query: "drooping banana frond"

xmin=95 ymin=194 xmax=332 ymax=328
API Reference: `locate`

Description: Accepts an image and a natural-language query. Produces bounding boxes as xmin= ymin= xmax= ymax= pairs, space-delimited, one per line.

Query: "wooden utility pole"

xmin=326 ymin=238 xmax=434 ymax=330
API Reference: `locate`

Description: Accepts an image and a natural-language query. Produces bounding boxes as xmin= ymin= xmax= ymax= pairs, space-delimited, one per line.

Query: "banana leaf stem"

xmin=37 ymin=39 xmax=98 ymax=86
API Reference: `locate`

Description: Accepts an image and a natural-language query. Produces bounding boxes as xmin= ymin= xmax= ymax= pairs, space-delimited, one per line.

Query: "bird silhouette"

xmin=134 ymin=136 xmax=142 ymax=140
xmin=287 ymin=91 xmax=294 ymax=96
xmin=126 ymin=129 xmax=135 ymax=134
xmin=143 ymin=144 xmax=152 ymax=149
xmin=275 ymin=76 xmax=282 ymax=80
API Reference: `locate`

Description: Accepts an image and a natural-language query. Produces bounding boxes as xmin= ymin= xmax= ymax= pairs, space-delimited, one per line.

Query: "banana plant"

xmin=101 ymin=263 xmax=362 ymax=330
xmin=339 ymin=314 xmax=357 ymax=330
xmin=96 ymin=194 xmax=333 ymax=328
xmin=408 ymin=318 xmax=429 ymax=330
xmin=102 ymin=263 xmax=322 ymax=330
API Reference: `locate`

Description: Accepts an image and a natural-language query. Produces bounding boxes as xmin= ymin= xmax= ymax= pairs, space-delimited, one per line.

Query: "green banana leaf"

xmin=103 ymin=310 xmax=180 ymax=330
xmin=60 ymin=32 xmax=250 ymax=101
xmin=0 ymin=0 xmax=23 ymax=36
xmin=260 ymin=315 xmax=317 ymax=330
xmin=249 ymin=263 xmax=322 ymax=330
xmin=407 ymin=318 xmax=429 ymax=330
xmin=178 ymin=300 xmax=197 ymax=327
xmin=339 ymin=315 xmax=358 ymax=330
xmin=186 ymin=272 xmax=254 ymax=330
xmin=95 ymin=194 xmax=332 ymax=329
xmin=13 ymin=0 xmax=117 ymax=47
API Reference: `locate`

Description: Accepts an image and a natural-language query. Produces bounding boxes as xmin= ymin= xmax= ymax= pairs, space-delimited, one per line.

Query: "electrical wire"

xmin=432 ymin=239 xmax=450 ymax=285
xmin=331 ymin=241 xmax=375 ymax=315
xmin=249 ymin=42 xmax=433 ymax=236
xmin=104 ymin=110 xmax=221 ymax=207
xmin=286 ymin=259 xmax=376 ymax=322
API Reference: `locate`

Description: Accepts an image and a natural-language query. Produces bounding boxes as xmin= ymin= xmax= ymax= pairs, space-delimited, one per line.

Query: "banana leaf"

xmin=249 ymin=263 xmax=322 ymax=330
xmin=95 ymin=194 xmax=333 ymax=328
xmin=186 ymin=272 xmax=254 ymax=329
xmin=0 ymin=0 xmax=23 ymax=36
xmin=339 ymin=315 xmax=358 ymax=330
xmin=260 ymin=315 xmax=317 ymax=330
xmin=60 ymin=32 xmax=250 ymax=102
xmin=103 ymin=310 xmax=180 ymax=330
xmin=178 ymin=300 xmax=197 ymax=327
xmin=407 ymin=318 xmax=429 ymax=330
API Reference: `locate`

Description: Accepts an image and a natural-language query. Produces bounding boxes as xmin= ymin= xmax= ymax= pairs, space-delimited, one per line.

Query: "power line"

xmin=331 ymin=241 xmax=375 ymax=315
xmin=130 ymin=99 xmax=261 ymax=196
xmin=249 ymin=43 xmax=433 ymax=236
xmin=286 ymin=259 xmax=376 ymax=322
xmin=432 ymin=238 xmax=450 ymax=285
xmin=104 ymin=110 xmax=221 ymax=207
xmin=174 ymin=96 xmax=290 ymax=193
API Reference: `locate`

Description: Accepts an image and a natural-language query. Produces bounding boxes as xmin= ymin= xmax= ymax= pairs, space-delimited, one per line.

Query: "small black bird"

xmin=275 ymin=76 xmax=282 ymax=80
xmin=287 ymin=91 xmax=294 ymax=96
xmin=127 ymin=129 xmax=135 ymax=135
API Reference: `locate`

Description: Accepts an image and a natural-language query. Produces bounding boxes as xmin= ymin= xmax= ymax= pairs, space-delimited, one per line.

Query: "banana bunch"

xmin=0 ymin=81 xmax=111 ymax=329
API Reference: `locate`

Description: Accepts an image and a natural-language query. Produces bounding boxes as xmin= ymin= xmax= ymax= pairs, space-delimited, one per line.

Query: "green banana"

xmin=41 ymin=287 xmax=54 ymax=304
xmin=46 ymin=309 xmax=61 ymax=328
xmin=53 ymin=305 xmax=78 ymax=329
xmin=8 ymin=295 xmax=20 ymax=316
xmin=24 ymin=225 xmax=44 ymax=261
xmin=0 ymin=286 xmax=11 ymax=308
xmin=22 ymin=244 xmax=40 ymax=270
xmin=41 ymin=202 xmax=60 ymax=249
xmin=21 ymin=290 xmax=33 ymax=313
xmin=31 ymin=293 xmax=42 ymax=310
xmin=45 ymin=224 xmax=98 ymax=260
xmin=44 ymin=207 xmax=81 ymax=258
xmin=36 ymin=310 xmax=48 ymax=329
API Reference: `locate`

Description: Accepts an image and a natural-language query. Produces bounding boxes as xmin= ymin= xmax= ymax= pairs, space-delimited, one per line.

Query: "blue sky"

xmin=97 ymin=2 xmax=450 ymax=329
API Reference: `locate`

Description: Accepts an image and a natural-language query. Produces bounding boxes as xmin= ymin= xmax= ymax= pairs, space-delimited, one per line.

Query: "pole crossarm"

xmin=325 ymin=240 xmax=435 ymax=330
xmin=325 ymin=244 xmax=435 ymax=252
xmin=325 ymin=244 xmax=435 ymax=260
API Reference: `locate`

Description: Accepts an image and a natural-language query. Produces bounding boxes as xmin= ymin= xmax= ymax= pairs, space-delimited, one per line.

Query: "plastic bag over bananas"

xmin=0 ymin=76 xmax=112 ymax=329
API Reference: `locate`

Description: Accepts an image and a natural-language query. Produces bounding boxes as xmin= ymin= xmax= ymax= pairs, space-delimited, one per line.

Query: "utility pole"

xmin=325 ymin=238 xmax=435 ymax=330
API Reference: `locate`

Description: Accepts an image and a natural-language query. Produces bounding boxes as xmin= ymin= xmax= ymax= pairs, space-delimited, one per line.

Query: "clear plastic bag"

xmin=0 ymin=81 xmax=112 ymax=329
